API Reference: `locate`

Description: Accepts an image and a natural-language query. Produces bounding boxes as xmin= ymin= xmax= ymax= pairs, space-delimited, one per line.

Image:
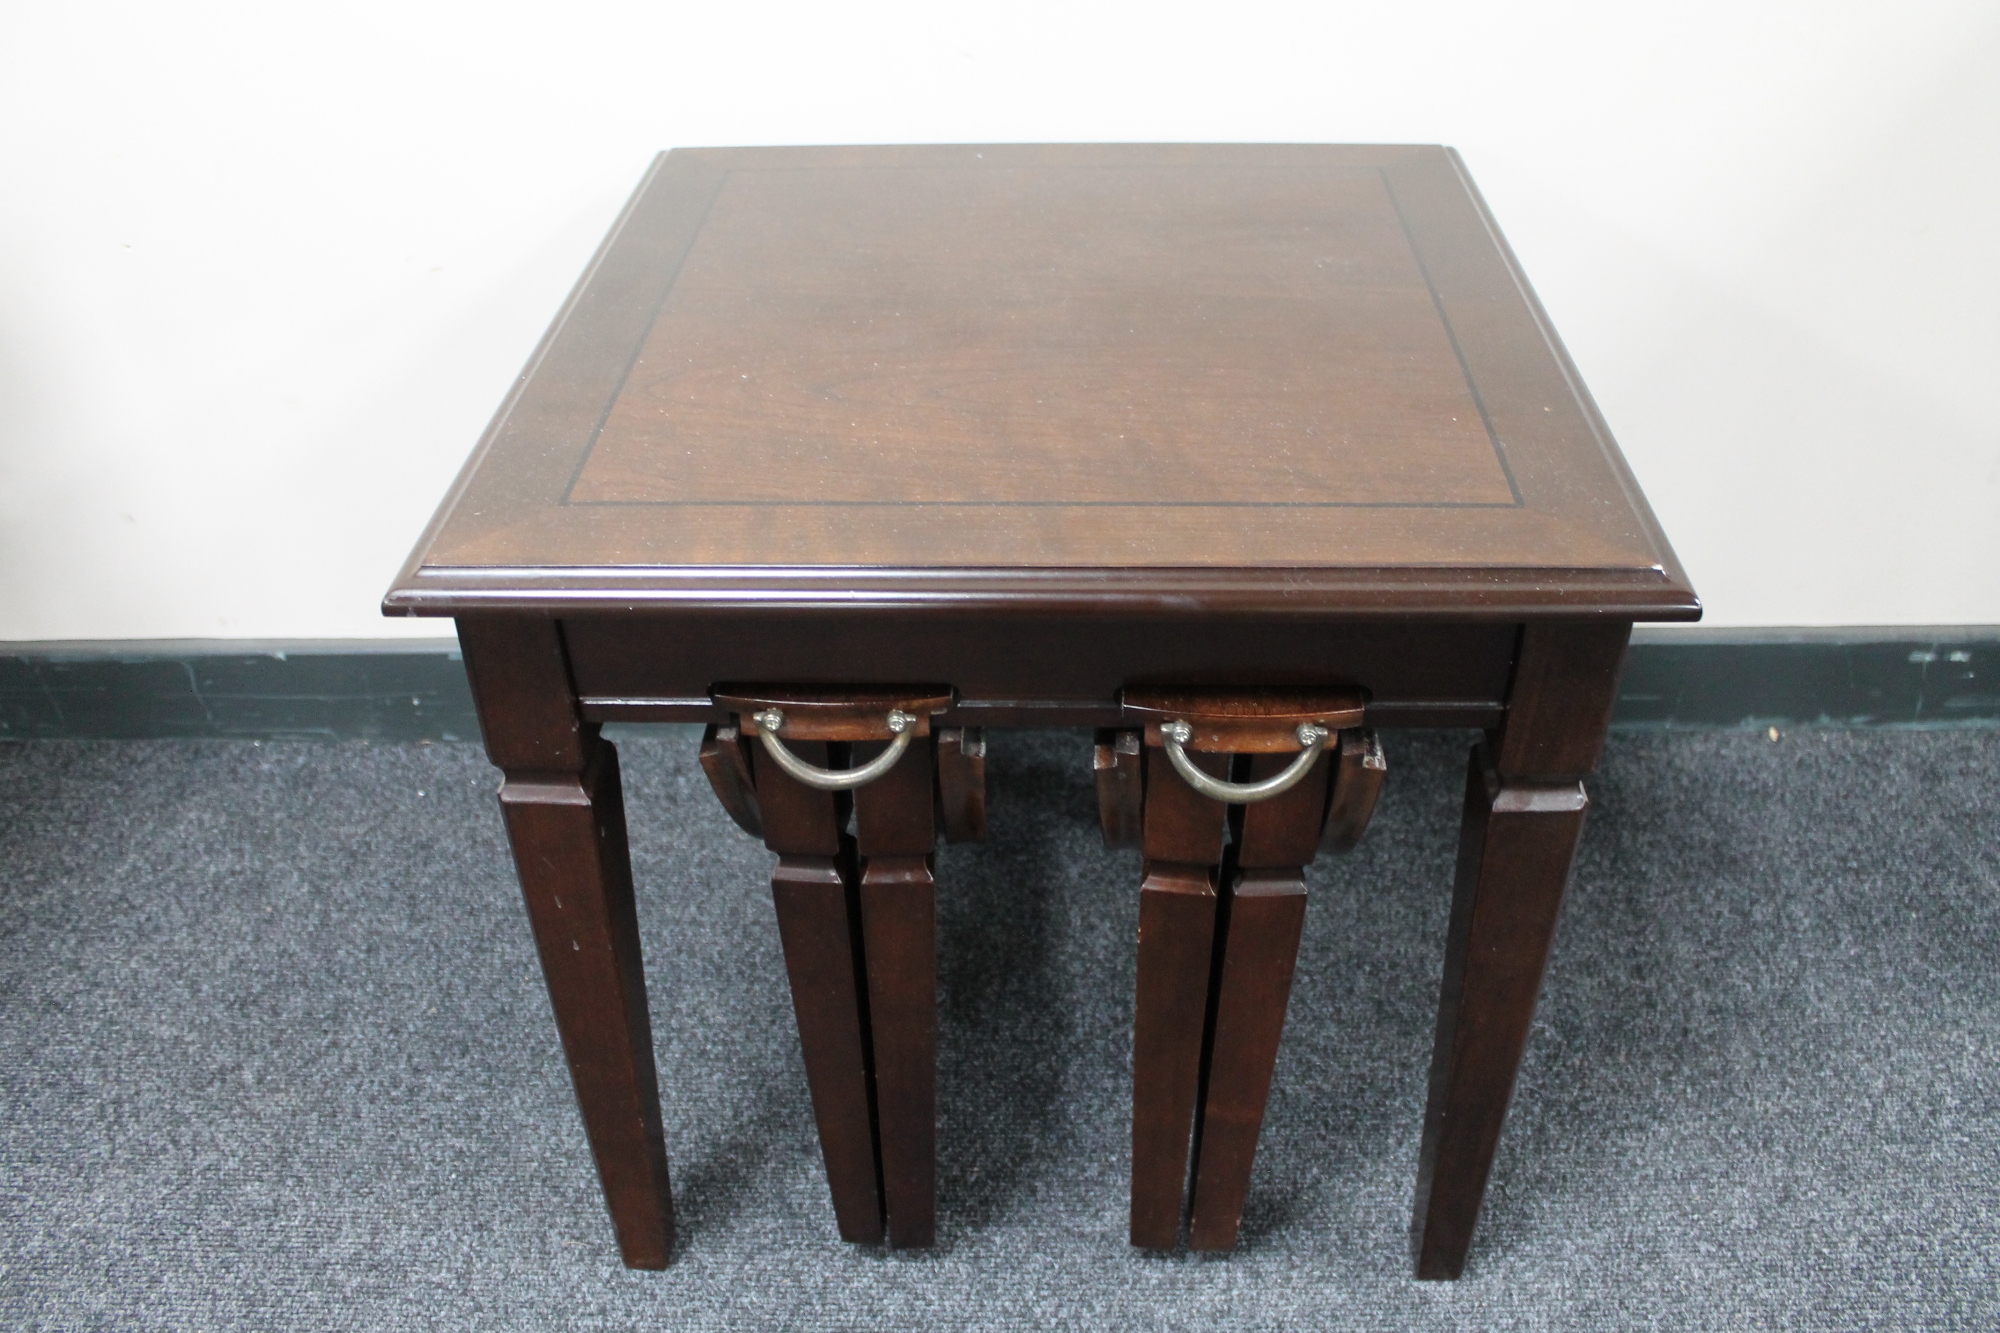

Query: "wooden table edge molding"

xmin=383 ymin=143 xmax=1700 ymax=1278
xmin=383 ymin=567 xmax=1700 ymax=619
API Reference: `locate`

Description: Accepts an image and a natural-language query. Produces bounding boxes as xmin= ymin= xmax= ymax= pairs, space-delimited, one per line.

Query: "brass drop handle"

xmin=750 ymin=708 xmax=916 ymax=791
xmin=1160 ymin=719 xmax=1330 ymax=804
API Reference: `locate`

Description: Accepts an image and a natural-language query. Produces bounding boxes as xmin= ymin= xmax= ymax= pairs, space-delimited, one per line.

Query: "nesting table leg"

xmin=1129 ymin=747 xmax=1229 ymax=1249
xmin=757 ymin=746 xmax=887 ymax=1244
xmin=1187 ymin=749 xmax=1331 ymax=1251
xmin=458 ymin=617 xmax=675 ymax=1269
xmin=1411 ymin=622 xmax=1629 ymax=1278
xmin=1131 ymin=862 xmax=1221 ymax=1249
xmin=854 ymin=736 xmax=941 ymax=1248
xmin=709 ymin=703 xmax=952 ymax=1252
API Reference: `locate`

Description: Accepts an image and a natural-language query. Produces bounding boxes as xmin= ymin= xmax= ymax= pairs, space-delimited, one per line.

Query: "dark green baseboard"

xmin=2 ymin=630 xmax=1995 ymax=742
xmin=1616 ymin=628 xmax=1998 ymax=729
xmin=0 ymin=641 xmax=482 ymax=743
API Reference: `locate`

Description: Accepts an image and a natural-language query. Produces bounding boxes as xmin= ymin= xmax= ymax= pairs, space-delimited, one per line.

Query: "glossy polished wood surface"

xmin=576 ymin=165 xmax=1508 ymax=509
xmin=385 ymin=144 xmax=1696 ymax=620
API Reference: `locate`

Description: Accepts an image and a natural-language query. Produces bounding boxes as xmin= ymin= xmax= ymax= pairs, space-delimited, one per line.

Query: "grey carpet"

xmin=1 ymin=729 xmax=1995 ymax=1330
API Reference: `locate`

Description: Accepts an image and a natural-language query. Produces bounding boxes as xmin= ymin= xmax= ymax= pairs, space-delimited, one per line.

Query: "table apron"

xmin=559 ymin=614 xmax=1518 ymax=729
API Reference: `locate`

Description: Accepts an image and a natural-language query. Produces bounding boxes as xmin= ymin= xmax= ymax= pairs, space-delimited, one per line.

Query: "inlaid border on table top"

xmin=555 ymin=160 xmax=1522 ymax=514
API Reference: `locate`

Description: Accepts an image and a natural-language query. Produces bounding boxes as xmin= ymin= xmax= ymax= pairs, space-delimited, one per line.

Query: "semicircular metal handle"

xmin=750 ymin=708 xmax=917 ymax=791
xmin=1161 ymin=720 xmax=1330 ymax=804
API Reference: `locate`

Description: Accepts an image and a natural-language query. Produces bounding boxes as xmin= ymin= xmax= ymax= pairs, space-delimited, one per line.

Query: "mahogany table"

xmin=384 ymin=144 xmax=1698 ymax=1277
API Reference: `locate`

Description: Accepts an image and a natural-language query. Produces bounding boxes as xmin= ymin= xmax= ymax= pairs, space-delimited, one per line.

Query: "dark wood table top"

xmin=385 ymin=144 xmax=1696 ymax=621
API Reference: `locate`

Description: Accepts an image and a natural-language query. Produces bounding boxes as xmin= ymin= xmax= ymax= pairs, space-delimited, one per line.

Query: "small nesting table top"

xmin=385 ymin=143 xmax=1695 ymax=621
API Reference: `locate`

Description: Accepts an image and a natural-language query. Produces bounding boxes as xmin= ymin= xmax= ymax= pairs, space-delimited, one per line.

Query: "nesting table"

xmin=384 ymin=144 xmax=1698 ymax=1277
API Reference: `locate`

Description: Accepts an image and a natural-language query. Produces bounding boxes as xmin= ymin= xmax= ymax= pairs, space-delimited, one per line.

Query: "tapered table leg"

xmin=758 ymin=745 xmax=886 ymax=1245
xmin=1411 ymin=747 xmax=1585 ymax=1277
xmin=1411 ymin=621 xmax=1629 ymax=1278
xmin=1129 ymin=746 xmax=1229 ymax=1250
xmin=1187 ymin=749 xmax=1330 ymax=1251
xmin=459 ymin=616 xmax=675 ymax=1269
xmin=854 ymin=735 xmax=939 ymax=1248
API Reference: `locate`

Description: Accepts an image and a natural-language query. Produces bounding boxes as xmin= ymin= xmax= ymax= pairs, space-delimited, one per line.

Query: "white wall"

xmin=2 ymin=1 xmax=1994 ymax=641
